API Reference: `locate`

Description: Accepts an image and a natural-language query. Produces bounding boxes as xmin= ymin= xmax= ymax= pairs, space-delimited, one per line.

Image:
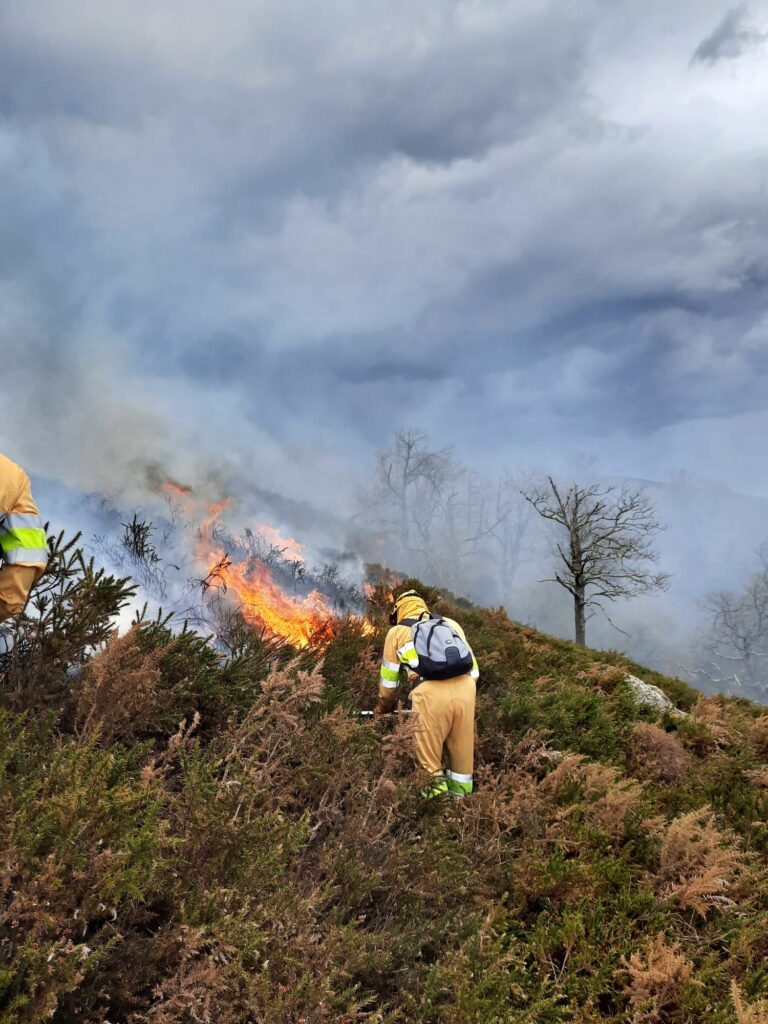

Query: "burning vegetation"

xmin=155 ymin=482 xmax=372 ymax=648
xmin=195 ymin=499 xmax=336 ymax=646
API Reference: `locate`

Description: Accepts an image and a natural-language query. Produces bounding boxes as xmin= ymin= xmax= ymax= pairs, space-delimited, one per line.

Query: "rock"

xmin=625 ymin=674 xmax=687 ymax=718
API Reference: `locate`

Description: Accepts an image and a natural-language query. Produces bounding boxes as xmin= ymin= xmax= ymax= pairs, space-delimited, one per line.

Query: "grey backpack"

xmin=411 ymin=617 xmax=473 ymax=680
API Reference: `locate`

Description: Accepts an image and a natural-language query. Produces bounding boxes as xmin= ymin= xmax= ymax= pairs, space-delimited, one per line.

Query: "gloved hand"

xmin=374 ymin=700 xmax=394 ymax=717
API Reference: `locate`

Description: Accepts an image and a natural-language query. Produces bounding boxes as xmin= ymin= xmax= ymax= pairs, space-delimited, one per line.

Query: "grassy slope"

xmin=2 ymin=577 xmax=768 ymax=1023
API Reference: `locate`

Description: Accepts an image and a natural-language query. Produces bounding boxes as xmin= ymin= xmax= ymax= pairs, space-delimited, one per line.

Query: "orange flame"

xmin=256 ymin=523 xmax=305 ymax=562
xmin=163 ymin=479 xmax=193 ymax=496
xmin=202 ymin=497 xmax=233 ymax=531
xmin=210 ymin=555 xmax=334 ymax=646
xmin=194 ymin=498 xmax=372 ymax=647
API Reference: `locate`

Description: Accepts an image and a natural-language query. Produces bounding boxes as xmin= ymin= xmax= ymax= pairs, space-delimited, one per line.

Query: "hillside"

xmin=2 ymin=548 xmax=768 ymax=1023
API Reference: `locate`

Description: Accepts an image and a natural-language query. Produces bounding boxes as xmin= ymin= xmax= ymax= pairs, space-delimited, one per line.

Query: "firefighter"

xmin=377 ymin=590 xmax=479 ymax=798
xmin=0 ymin=453 xmax=49 ymax=635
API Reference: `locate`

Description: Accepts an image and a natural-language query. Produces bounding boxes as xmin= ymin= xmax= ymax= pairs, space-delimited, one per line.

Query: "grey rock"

xmin=625 ymin=674 xmax=688 ymax=717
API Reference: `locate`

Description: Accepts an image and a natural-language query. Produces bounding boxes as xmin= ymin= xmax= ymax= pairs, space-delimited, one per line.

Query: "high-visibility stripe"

xmin=446 ymin=769 xmax=473 ymax=797
xmin=382 ymin=658 xmax=400 ymax=673
xmin=396 ymin=643 xmax=419 ymax=668
xmin=0 ymin=509 xmax=48 ymax=567
xmin=470 ymin=655 xmax=479 ymax=680
xmin=0 ymin=526 xmax=47 ymax=553
xmin=0 ymin=512 xmax=44 ymax=534
xmin=420 ymin=774 xmax=450 ymax=800
xmin=2 ymin=546 xmax=49 ymax=564
xmin=380 ymin=663 xmax=400 ymax=688
xmin=446 ymin=777 xmax=472 ymax=797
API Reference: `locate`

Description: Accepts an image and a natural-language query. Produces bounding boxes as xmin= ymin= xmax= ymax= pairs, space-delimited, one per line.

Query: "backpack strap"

xmin=424 ymin=618 xmax=444 ymax=655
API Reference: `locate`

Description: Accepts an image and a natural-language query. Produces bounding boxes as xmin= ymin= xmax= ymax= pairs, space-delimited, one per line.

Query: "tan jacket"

xmin=0 ymin=453 xmax=49 ymax=569
xmin=378 ymin=608 xmax=479 ymax=710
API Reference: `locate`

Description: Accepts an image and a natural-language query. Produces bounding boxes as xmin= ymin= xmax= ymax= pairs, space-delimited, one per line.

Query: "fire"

xmin=163 ymin=479 xmax=193 ymax=496
xmin=192 ymin=497 xmax=371 ymax=647
xmin=256 ymin=523 xmax=304 ymax=562
xmin=202 ymin=497 xmax=233 ymax=531
xmin=209 ymin=555 xmax=334 ymax=647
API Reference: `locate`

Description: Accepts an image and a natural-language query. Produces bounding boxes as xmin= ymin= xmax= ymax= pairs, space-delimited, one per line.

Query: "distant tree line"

xmin=700 ymin=548 xmax=768 ymax=701
xmin=360 ymin=429 xmax=670 ymax=647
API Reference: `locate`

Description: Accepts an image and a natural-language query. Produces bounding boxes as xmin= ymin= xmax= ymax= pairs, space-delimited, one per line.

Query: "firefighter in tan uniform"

xmin=0 ymin=453 xmax=49 ymax=627
xmin=376 ymin=590 xmax=478 ymax=798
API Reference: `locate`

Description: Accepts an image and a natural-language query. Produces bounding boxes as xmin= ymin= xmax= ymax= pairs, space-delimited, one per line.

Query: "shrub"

xmin=659 ymin=807 xmax=747 ymax=917
xmin=620 ymin=932 xmax=698 ymax=1023
xmin=750 ymin=716 xmax=768 ymax=760
xmin=632 ymin=723 xmax=690 ymax=785
xmin=733 ymin=980 xmax=768 ymax=1024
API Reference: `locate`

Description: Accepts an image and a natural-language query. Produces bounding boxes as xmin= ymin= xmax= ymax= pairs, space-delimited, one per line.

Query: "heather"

xmin=2 ymin=551 xmax=768 ymax=1022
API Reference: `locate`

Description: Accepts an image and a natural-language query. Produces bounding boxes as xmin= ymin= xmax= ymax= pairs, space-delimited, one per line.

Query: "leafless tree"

xmin=480 ymin=472 xmax=536 ymax=595
xmin=702 ymin=548 xmax=768 ymax=696
xmin=365 ymin=429 xmax=457 ymax=567
xmin=522 ymin=477 xmax=670 ymax=646
xmin=360 ymin=430 xmax=537 ymax=598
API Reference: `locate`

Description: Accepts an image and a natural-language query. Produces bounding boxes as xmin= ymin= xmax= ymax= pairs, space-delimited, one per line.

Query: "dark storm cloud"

xmin=692 ymin=5 xmax=766 ymax=64
xmin=2 ymin=0 xmax=768 ymax=508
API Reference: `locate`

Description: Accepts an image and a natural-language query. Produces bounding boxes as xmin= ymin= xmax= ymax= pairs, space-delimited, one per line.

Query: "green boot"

xmin=419 ymin=774 xmax=450 ymax=800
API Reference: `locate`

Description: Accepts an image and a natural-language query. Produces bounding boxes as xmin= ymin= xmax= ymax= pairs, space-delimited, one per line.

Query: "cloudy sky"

xmin=2 ymin=0 xmax=768 ymax=515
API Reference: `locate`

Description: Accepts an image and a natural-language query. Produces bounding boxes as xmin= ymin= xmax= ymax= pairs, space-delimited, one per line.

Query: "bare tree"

xmin=702 ymin=548 xmax=768 ymax=696
xmin=364 ymin=429 xmax=457 ymax=569
xmin=522 ymin=477 xmax=670 ymax=646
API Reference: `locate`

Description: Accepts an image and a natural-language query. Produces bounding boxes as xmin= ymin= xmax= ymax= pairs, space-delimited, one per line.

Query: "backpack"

xmin=410 ymin=617 xmax=474 ymax=681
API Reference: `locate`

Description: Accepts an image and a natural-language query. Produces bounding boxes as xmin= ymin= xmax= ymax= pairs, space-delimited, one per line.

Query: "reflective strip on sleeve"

xmin=2 ymin=546 xmax=49 ymax=564
xmin=470 ymin=655 xmax=479 ymax=680
xmin=396 ymin=643 xmax=420 ymax=669
xmin=382 ymin=658 xmax=400 ymax=673
xmin=0 ymin=510 xmax=49 ymax=566
xmin=380 ymin=663 xmax=400 ymax=688
xmin=0 ymin=527 xmax=47 ymax=552
xmin=0 ymin=512 xmax=44 ymax=535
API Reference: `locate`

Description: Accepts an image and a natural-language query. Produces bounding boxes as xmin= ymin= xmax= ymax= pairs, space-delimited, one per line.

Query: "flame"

xmin=163 ymin=479 xmax=193 ymax=496
xmin=202 ymin=497 xmax=233 ymax=531
xmin=210 ymin=555 xmax=334 ymax=646
xmin=194 ymin=498 xmax=372 ymax=647
xmin=256 ymin=523 xmax=305 ymax=562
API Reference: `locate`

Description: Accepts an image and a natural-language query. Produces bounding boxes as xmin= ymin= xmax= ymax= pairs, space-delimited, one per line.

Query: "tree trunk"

xmin=574 ymin=591 xmax=587 ymax=646
xmin=399 ymin=494 xmax=410 ymax=559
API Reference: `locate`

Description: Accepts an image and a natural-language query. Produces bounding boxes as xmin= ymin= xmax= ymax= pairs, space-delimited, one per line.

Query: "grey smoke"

xmin=1 ymin=0 xmax=768 ymax=681
xmin=692 ymin=5 xmax=766 ymax=63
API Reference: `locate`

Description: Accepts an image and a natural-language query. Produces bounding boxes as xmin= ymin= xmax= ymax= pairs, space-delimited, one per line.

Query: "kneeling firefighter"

xmin=0 ymin=453 xmax=49 ymax=643
xmin=376 ymin=590 xmax=479 ymax=798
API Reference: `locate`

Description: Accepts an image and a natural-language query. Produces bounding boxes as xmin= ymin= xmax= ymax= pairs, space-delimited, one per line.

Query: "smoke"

xmin=2 ymin=1 xmax=768 ymax=685
xmin=691 ymin=5 xmax=766 ymax=64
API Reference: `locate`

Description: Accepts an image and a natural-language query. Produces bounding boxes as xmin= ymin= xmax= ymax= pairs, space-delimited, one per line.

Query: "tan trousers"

xmin=410 ymin=676 xmax=476 ymax=778
xmin=0 ymin=564 xmax=40 ymax=622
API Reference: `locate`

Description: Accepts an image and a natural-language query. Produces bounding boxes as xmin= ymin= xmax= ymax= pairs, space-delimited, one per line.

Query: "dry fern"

xmin=659 ymin=806 xmax=747 ymax=916
xmin=632 ymin=723 xmax=689 ymax=784
xmin=620 ymin=932 xmax=697 ymax=1023
xmin=732 ymin=980 xmax=768 ymax=1024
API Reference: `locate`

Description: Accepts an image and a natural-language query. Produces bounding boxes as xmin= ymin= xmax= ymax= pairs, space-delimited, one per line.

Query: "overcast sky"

xmin=2 ymin=0 xmax=768 ymax=515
